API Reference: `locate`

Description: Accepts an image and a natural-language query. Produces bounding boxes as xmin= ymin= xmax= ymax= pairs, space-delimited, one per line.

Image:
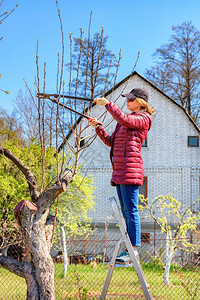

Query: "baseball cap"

xmin=122 ymin=88 xmax=149 ymax=102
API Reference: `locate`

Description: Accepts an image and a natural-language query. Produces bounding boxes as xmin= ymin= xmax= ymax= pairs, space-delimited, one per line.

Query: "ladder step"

xmin=112 ymin=263 xmax=134 ymax=268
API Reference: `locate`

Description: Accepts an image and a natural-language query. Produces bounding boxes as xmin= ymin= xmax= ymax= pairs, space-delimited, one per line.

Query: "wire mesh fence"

xmin=0 ymin=230 xmax=199 ymax=299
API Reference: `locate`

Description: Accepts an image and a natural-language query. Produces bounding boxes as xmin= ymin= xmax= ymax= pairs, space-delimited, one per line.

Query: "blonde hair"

xmin=136 ymin=98 xmax=155 ymax=115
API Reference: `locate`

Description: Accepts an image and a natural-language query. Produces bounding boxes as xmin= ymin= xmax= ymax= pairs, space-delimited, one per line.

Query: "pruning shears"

xmin=37 ymin=93 xmax=103 ymax=125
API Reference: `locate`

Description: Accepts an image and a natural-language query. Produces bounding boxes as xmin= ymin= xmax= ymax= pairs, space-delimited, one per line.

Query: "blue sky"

xmin=1 ymin=0 xmax=200 ymax=114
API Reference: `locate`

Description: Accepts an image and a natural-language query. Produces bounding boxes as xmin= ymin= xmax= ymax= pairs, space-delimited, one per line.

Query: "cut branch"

xmin=36 ymin=168 xmax=73 ymax=214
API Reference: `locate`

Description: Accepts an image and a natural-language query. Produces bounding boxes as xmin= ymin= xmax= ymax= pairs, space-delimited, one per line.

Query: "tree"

xmin=0 ymin=107 xmax=24 ymax=143
xmin=139 ymin=194 xmax=200 ymax=285
xmin=0 ymin=137 xmax=95 ymax=249
xmin=0 ymin=1 xmax=122 ymax=297
xmin=0 ymin=137 xmax=58 ymax=254
xmin=0 ymin=142 xmax=25 ymax=256
xmin=0 ymin=110 xmax=27 ymax=256
xmin=67 ymin=13 xmax=121 ymax=100
xmin=68 ymin=32 xmax=119 ymax=99
xmin=145 ymin=21 xmax=200 ymax=124
xmin=0 ymin=105 xmax=97 ymax=299
xmin=0 ymin=106 xmax=95 ymax=255
xmin=51 ymin=168 xmax=95 ymax=239
xmin=14 ymin=90 xmax=40 ymax=142
xmin=0 ymin=144 xmax=74 ymax=299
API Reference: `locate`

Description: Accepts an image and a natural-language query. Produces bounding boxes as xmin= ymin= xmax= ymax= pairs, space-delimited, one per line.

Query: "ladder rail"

xmin=100 ymin=240 xmax=122 ymax=300
xmin=110 ymin=196 xmax=153 ymax=300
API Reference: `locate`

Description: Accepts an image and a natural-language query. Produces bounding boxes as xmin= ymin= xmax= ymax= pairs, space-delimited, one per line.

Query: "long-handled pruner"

xmin=37 ymin=93 xmax=103 ymax=125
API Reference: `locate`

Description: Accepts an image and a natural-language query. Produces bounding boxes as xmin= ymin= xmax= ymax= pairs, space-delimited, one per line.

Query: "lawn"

xmin=0 ymin=263 xmax=199 ymax=299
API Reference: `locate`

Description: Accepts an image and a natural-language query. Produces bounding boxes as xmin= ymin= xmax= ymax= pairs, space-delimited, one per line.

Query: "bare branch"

xmin=0 ymin=3 xmax=18 ymax=23
xmin=0 ymin=254 xmax=25 ymax=278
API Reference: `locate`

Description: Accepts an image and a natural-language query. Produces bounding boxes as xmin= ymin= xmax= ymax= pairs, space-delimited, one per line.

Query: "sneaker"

xmin=116 ymin=250 xmax=128 ymax=258
xmin=115 ymin=250 xmax=139 ymax=264
xmin=115 ymin=250 xmax=131 ymax=264
xmin=134 ymin=251 xmax=139 ymax=261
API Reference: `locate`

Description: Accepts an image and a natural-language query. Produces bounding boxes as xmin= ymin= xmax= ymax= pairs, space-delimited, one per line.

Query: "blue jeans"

xmin=116 ymin=184 xmax=141 ymax=247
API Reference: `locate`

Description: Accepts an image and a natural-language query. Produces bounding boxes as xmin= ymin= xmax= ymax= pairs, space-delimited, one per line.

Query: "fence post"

xmin=61 ymin=226 xmax=68 ymax=277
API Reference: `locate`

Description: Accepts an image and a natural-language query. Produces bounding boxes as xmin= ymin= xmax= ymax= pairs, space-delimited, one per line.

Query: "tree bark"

xmin=164 ymin=234 xmax=175 ymax=285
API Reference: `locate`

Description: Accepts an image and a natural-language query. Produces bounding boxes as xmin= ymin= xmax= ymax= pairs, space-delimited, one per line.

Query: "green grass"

xmin=54 ymin=263 xmax=200 ymax=299
xmin=0 ymin=263 xmax=199 ymax=299
xmin=0 ymin=267 xmax=27 ymax=299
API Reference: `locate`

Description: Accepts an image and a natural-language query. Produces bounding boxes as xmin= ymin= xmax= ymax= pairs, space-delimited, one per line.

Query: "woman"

xmin=89 ymin=88 xmax=155 ymax=263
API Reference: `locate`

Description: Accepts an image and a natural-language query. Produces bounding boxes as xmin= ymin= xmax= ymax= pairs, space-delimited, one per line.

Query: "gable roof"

xmin=58 ymin=71 xmax=200 ymax=152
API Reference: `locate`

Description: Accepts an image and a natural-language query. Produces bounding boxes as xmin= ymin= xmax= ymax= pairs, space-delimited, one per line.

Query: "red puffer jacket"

xmin=96 ymin=102 xmax=152 ymax=186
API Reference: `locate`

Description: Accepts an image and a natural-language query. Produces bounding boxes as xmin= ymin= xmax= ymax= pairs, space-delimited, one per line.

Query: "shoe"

xmin=115 ymin=250 xmax=131 ymax=264
xmin=116 ymin=250 xmax=128 ymax=258
xmin=134 ymin=251 xmax=139 ymax=261
xmin=115 ymin=250 xmax=139 ymax=264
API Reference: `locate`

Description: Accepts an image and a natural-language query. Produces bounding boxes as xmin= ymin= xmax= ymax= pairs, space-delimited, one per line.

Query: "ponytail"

xmin=136 ymin=98 xmax=155 ymax=115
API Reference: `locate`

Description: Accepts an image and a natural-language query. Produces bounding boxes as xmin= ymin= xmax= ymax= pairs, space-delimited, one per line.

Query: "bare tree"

xmin=145 ymin=21 xmax=200 ymax=124
xmin=0 ymin=1 xmax=122 ymax=298
xmin=0 ymin=107 xmax=24 ymax=143
xmin=14 ymin=90 xmax=40 ymax=142
xmin=67 ymin=15 xmax=120 ymax=99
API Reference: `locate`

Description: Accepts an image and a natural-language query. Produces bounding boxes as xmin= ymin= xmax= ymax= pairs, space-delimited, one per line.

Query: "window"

xmin=139 ymin=177 xmax=147 ymax=206
xmin=141 ymin=233 xmax=150 ymax=244
xmin=142 ymin=137 xmax=147 ymax=147
xmin=188 ymin=136 xmax=199 ymax=147
xmin=80 ymin=138 xmax=85 ymax=148
xmin=75 ymin=137 xmax=85 ymax=148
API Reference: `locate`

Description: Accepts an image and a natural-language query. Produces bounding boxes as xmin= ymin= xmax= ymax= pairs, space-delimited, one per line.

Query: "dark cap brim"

xmin=122 ymin=93 xmax=135 ymax=99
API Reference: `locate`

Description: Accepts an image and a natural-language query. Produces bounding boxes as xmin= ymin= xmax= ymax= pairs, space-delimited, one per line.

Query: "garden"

xmin=0 ymin=260 xmax=199 ymax=299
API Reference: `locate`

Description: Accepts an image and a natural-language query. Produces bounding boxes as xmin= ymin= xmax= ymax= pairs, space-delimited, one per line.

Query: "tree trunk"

xmin=0 ymin=183 xmax=71 ymax=299
xmin=164 ymin=234 xmax=175 ymax=285
xmin=0 ymin=236 xmax=55 ymax=300
xmin=28 ymin=221 xmax=55 ymax=299
xmin=164 ymin=250 xmax=174 ymax=285
xmin=14 ymin=200 xmax=56 ymax=299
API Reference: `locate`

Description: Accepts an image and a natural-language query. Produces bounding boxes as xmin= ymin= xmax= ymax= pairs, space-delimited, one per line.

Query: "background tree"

xmin=0 ymin=107 xmax=24 ymax=143
xmin=145 ymin=21 xmax=200 ymax=125
xmin=51 ymin=168 xmax=95 ymax=239
xmin=0 ymin=98 xmax=25 ymax=258
xmin=67 ymin=13 xmax=121 ymax=100
xmin=139 ymin=194 xmax=200 ymax=285
xmin=14 ymin=90 xmax=40 ymax=142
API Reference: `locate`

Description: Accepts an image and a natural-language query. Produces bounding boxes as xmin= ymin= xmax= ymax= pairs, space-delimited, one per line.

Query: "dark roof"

xmin=58 ymin=71 xmax=200 ymax=152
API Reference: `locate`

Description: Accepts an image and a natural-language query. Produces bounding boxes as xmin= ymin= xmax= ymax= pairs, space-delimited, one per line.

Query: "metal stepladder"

xmin=100 ymin=196 xmax=153 ymax=300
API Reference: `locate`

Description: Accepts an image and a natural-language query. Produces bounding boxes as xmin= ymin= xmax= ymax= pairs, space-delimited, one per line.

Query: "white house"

xmin=65 ymin=72 xmax=200 ymax=254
